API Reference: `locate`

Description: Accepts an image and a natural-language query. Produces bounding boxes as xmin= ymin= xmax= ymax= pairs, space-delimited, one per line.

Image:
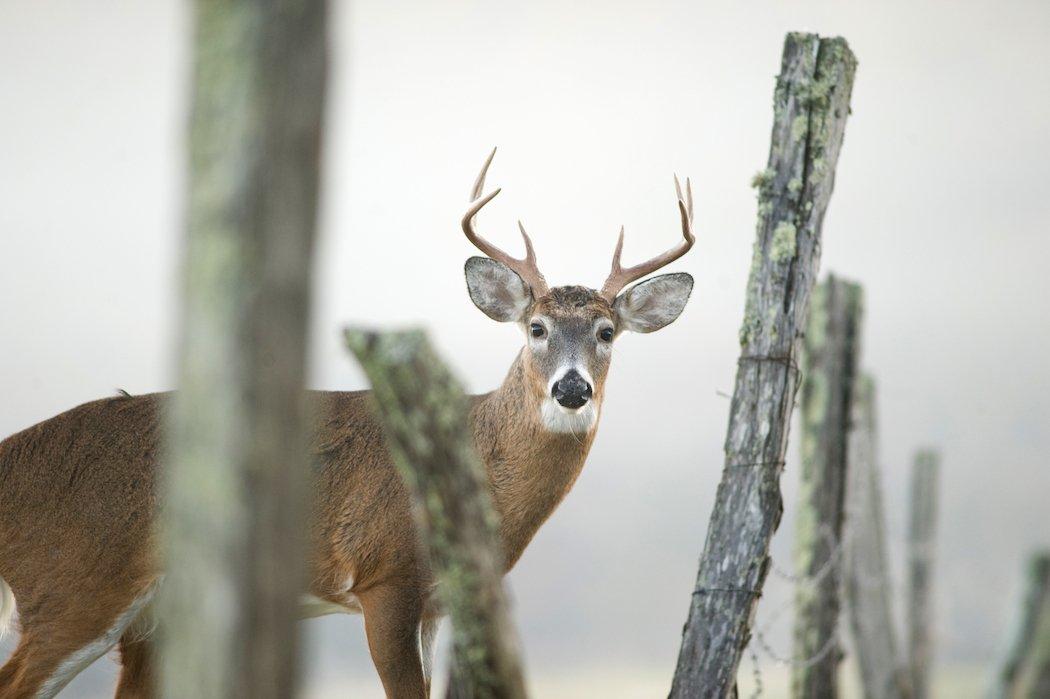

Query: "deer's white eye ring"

xmin=530 ymin=322 xmax=546 ymax=339
xmin=598 ymin=327 xmax=614 ymax=342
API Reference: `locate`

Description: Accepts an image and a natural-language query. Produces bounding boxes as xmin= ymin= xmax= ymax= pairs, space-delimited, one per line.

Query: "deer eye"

xmin=530 ymin=323 xmax=546 ymax=339
xmin=598 ymin=327 xmax=614 ymax=342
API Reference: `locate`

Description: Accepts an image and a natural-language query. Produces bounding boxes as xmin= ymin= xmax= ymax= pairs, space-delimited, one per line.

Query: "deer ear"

xmin=613 ymin=272 xmax=693 ymax=333
xmin=465 ymin=257 xmax=532 ymax=322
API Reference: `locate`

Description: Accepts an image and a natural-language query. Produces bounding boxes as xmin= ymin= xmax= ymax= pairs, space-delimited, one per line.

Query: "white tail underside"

xmin=0 ymin=576 xmax=15 ymax=640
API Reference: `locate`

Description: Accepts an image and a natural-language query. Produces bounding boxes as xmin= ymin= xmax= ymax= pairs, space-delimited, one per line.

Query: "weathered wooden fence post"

xmin=907 ymin=449 xmax=940 ymax=699
xmin=670 ymin=32 xmax=856 ymax=697
xmin=999 ymin=554 xmax=1050 ymax=692
xmin=345 ymin=329 xmax=528 ymax=699
xmin=1014 ymin=618 xmax=1050 ymax=697
xmin=990 ymin=553 xmax=1050 ymax=698
xmin=844 ymin=376 xmax=912 ymax=699
xmin=159 ymin=1 xmax=327 ymax=697
xmin=791 ymin=276 xmax=862 ymax=698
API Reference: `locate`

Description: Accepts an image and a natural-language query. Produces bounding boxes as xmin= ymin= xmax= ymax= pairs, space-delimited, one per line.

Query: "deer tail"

xmin=0 ymin=576 xmax=15 ymax=640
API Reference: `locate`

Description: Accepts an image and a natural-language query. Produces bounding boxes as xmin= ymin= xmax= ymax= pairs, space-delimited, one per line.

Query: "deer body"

xmin=0 ymin=151 xmax=695 ymax=698
xmin=0 ymin=359 xmax=594 ymax=699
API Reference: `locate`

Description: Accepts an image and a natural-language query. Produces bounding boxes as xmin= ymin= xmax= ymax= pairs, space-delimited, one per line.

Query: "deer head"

xmin=462 ymin=149 xmax=695 ymax=433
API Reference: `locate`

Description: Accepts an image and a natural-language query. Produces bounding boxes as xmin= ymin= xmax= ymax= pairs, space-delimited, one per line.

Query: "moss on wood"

xmin=791 ymin=275 xmax=863 ymax=698
xmin=160 ymin=2 xmax=325 ymax=697
xmin=671 ymin=32 xmax=857 ymax=698
xmin=346 ymin=329 xmax=528 ymax=699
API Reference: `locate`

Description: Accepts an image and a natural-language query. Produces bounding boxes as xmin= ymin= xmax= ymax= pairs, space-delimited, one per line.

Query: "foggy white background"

xmin=2 ymin=0 xmax=1048 ymax=696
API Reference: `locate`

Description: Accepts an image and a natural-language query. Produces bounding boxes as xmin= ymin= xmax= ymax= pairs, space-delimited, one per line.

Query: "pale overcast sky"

xmin=2 ymin=1 xmax=1048 ymax=696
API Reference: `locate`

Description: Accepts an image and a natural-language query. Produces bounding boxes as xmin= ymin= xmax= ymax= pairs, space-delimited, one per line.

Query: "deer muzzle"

xmin=551 ymin=369 xmax=593 ymax=410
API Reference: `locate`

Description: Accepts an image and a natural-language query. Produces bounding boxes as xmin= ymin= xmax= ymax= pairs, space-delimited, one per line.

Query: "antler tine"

xmin=517 ymin=220 xmax=539 ymax=263
xmin=471 ymin=147 xmax=497 ymax=202
xmin=599 ymin=176 xmax=696 ymax=302
xmin=673 ymin=174 xmax=695 ymax=232
xmin=687 ymin=177 xmax=694 ymax=221
xmin=461 ymin=149 xmax=549 ymax=296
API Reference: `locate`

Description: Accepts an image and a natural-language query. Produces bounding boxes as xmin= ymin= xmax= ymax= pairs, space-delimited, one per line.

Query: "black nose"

xmin=551 ymin=370 xmax=593 ymax=409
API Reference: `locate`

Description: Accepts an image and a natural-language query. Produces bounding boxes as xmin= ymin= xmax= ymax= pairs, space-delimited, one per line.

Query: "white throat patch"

xmin=541 ymin=398 xmax=598 ymax=434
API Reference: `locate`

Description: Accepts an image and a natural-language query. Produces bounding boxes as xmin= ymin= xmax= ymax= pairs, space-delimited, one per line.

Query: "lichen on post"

xmin=791 ymin=275 xmax=863 ymax=698
xmin=345 ymin=329 xmax=528 ymax=699
xmin=159 ymin=1 xmax=326 ymax=697
xmin=670 ymin=32 xmax=857 ymax=698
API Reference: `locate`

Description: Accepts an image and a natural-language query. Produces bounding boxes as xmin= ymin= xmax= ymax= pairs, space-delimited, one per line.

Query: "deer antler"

xmin=462 ymin=148 xmax=550 ymax=297
xmin=598 ymin=175 xmax=695 ymax=302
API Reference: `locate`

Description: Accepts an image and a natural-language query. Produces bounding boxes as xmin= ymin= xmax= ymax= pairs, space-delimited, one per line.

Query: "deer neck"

xmin=471 ymin=350 xmax=599 ymax=570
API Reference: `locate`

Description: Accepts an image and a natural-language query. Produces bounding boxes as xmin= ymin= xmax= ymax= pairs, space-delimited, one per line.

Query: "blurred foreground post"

xmin=670 ymin=33 xmax=856 ymax=697
xmin=790 ymin=276 xmax=862 ymax=698
xmin=844 ymin=377 xmax=912 ymax=699
xmin=346 ymin=329 xmax=528 ymax=699
xmin=990 ymin=553 xmax=1050 ymax=698
xmin=907 ymin=450 xmax=940 ymax=699
xmin=160 ymin=1 xmax=326 ymax=697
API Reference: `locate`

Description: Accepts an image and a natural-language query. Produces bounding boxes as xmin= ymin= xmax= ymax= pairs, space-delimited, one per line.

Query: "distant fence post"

xmin=1012 ymin=559 xmax=1050 ymax=697
xmin=346 ymin=329 xmax=528 ymax=699
xmin=669 ymin=32 xmax=857 ymax=697
xmin=844 ymin=377 xmax=912 ymax=699
xmin=907 ymin=449 xmax=940 ymax=699
xmin=990 ymin=553 xmax=1050 ymax=699
xmin=790 ymin=276 xmax=862 ymax=698
xmin=159 ymin=1 xmax=327 ymax=697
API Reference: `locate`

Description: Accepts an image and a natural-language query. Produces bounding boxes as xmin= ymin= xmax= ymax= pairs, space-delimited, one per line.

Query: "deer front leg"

xmin=359 ymin=583 xmax=428 ymax=698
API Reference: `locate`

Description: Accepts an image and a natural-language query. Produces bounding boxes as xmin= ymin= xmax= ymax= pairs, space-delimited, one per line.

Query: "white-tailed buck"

xmin=0 ymin=151 xmax=695 ymax=698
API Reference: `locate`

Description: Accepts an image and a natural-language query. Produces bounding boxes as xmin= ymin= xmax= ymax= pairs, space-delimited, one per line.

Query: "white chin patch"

xmin=541 ymin=398 xmax=598 ymax=434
